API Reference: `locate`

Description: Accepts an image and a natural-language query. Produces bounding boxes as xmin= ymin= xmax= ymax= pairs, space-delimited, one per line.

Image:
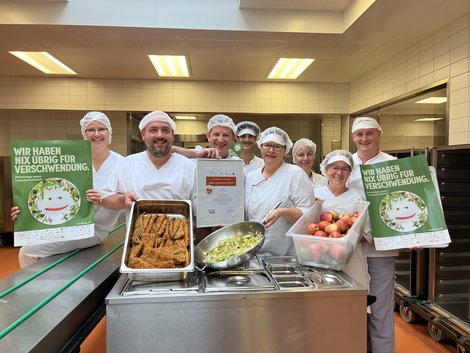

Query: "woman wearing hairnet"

xmin=315 ymin=150 xmax=368 ymax=288
xmin=292 ymin=138 xmax=327 ymax=188
xmin=244 ymin=127 xmax=315 ymax=256
xmin=11 ymin=111 xmax=124 ymax=268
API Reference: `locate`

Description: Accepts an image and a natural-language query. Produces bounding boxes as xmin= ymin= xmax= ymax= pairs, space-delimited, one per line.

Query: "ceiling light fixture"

xmin=414 ymin=117 xmax=445 ymax=122
xmin=415 ymin=97 xmax=447 ymax=104
xmin=174 ymin=115 xmax=197 ymax=120
xmin=148 ymin=55 xmax=190 ymax=77
xmin=267 ymin=58 xmax=315 ymax=80
xmin=9 ymin=51 xmax=77 ymax=75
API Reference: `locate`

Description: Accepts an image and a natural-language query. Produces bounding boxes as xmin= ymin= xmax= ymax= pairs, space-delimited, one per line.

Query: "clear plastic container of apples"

xmin=287 ymin=199 xmax=370 ymax=270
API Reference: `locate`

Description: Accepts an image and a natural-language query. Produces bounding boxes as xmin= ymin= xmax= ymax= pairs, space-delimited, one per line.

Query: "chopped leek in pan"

xmin=204 ymin=233 xmax=263 ymax=263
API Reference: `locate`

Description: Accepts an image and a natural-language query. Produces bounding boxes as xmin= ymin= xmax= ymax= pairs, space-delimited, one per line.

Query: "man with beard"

xmin=101 ymin=111 xmax=196 ymax=214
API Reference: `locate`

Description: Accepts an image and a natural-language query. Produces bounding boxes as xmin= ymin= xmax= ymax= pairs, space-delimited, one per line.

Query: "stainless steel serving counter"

xmin=106 ymin=256 xmax=367 ymax=353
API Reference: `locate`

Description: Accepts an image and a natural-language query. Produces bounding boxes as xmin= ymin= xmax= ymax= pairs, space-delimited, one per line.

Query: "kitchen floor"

xmin=0 ymin=245 xmax=457 ymax=353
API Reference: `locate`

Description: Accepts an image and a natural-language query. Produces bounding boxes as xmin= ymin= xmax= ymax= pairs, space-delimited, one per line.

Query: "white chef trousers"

xmin=18 ymin=235 xmax=103 ymax=268
xmin=367 ymin=256 xmax=396 ymax=353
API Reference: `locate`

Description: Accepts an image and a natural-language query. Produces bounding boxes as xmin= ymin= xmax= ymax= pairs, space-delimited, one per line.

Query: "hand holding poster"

xmin=11 ymin=140 xmax=94 ymax=246
xmin=360 ymin=154 xmax=451 ymax=250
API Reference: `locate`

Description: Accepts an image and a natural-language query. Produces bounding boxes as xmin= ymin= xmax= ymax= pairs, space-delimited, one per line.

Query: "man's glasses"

xmin=85 ymin=128 xmax=108 ymax=134
xmin=261 ymin=143 xmax=284 ymax=152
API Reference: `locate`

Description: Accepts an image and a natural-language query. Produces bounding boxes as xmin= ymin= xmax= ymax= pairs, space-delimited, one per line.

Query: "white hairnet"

xmin=320 ymin=149 xmax=354 ymax=176
xmin=352 ymin=117 xmax=382 ymax=134
xmin=207 ymin=114 xmax=236 ymax=134
xmin=257 ymin=127 xmax=293 ymax=155
xmin=292 ymin=138 xmax=317 ymax=157
xmin=139 ymin=111 xmax=176 ymax=133
xmin=236 ymin=121 xmax=260 ymax=137
xmin=80 ymin=111 xmax=112 ymax=144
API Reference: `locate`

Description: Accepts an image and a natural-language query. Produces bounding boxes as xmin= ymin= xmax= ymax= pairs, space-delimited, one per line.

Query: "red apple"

xmin=324 ymin=223 xmax=340 ymax=234
xmin=329 ymin=244 xmax=346 ymax=260
xmin=329 ymin=231 xmax=343 ymax=238
xmin=313 ymin=230 xmax=328 ymax=237
xmin=340 ymin=212 xmax=351 ymax=222
xmin=318 ymin=220 xmax=331 ymax=230
xmin=335 ymin=219 xmax=349 ymax=233
xmin=308 ymin=243 xmax=321 ymax=260
xmin=307 ymin=223 xmax=319 ymax=235
xmin=320 ymin=211 xmax=334 ymax=222
xmin=352 ymin=211 xmax=360 ymax=217
xmin=348 ymin=216 xmax=358 ymax=227
xmin=318 ymin=241 xmax=330 ymax=253
xmin=330 ymin=210 xmax=340 ymax=221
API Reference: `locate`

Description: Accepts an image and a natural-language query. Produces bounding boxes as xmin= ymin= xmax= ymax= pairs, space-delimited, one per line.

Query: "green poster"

xmin=11 ymin=140 xmax=94 ymax=246
xmin=360 ymin=154 xmax=450 ymax=250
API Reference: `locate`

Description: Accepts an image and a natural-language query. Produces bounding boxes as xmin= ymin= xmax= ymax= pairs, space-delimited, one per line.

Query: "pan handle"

xmin=261 ymin=199 xmax=284 ymax=225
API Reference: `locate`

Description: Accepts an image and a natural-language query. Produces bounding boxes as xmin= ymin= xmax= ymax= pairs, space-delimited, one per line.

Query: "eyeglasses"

xmin=261 ymin=143 xmax=284 ymax=152
xmin=328 ymin=166 xmax=350 ymax=173
xmin=85 ymin=128 xmax=108 ymax=134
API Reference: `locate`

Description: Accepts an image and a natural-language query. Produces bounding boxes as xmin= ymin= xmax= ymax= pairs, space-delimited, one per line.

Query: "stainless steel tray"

xmin=120 ymin=199 xmax=194 ymax=282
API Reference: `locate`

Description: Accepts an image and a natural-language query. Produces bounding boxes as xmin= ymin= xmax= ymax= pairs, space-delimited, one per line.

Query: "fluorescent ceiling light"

xmin=174 ymin=115 xmax=197 ymax=120
xmin=415 ymin=97 xmax=447 ymax=104
xmin=148 ymin=55 xmax=190 ymax=77
xmin=414 ymin=117 xmax=445 ymax=122
xmin=267 ymin=58 xmax=314 ymax=80
xmin=9 ymin=51 xmax=77 ymax=75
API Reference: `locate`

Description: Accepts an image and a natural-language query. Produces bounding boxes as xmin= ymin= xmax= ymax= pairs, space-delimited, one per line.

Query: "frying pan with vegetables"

xmin=194 ymin=221 xmax=266 ymax=270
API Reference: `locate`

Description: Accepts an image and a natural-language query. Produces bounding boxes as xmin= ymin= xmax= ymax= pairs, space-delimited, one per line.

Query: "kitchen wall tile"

xmin=451 ymin=43 xmax=469 ymax=64
xmin=450 ymin=57 xmax=468 ymax=77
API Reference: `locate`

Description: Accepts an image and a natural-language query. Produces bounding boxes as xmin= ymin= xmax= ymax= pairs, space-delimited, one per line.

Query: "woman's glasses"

xmin=328 ymin=166 xmax=350 ymax=173
xmin=261 ymin=143 xmax=283 ymax=152
xmin=85 ymin=128 xmax=108 ymax=134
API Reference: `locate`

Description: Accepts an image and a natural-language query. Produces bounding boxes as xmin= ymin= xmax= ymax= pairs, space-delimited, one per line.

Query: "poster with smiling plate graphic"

xmin=360 ymin=154 xmax=450 ymax=251
xmin=10 ymin=140 xmax=94 ymax=246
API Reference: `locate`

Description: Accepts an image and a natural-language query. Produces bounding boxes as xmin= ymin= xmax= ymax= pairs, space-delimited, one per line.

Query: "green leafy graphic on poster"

xmin=11 ymin=140 xmax=94 ymax=246
xmin=360 ymin=154 xmax=450 ymax=250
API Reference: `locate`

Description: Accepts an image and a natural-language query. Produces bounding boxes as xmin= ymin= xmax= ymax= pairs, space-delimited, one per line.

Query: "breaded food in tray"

xmin=120 ymin=199 xmax=194 ymax=281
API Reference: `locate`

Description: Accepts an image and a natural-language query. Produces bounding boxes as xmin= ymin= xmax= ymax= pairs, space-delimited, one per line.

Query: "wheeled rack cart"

xmin=393 ymin=145 xmax=470 ymax=353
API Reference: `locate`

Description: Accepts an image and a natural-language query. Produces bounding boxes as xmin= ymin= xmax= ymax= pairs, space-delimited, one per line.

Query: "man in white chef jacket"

xmin=348 ymin=117 xmax=398 ymax=353
xmin=172 ymin=114 xmax=238 ymax=160
xmin=100 ymin=111 xmax=197 ymax=215
xmin=235 ymin=121 xmax=264 ymax=176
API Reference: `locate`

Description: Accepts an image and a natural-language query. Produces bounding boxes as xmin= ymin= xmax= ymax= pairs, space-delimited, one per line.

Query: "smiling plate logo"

xmin=379 ymin=191 xmax=428 ymax=232
xmin=28 ymin=178 xmax=81 ymax=225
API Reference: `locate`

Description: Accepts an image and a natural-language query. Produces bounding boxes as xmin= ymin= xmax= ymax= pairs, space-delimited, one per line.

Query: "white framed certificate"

xmin=196 ymin=159 xmax=244 ymax=227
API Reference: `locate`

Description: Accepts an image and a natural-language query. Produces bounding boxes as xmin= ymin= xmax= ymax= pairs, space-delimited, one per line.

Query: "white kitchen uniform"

xmin=310 ymin=171 xmax=327 ymax=188
xmin=245 ymin=162 xmax=315 ymax=256
xmin=243 ymin=155 xmax=264 ymax=177
xmin=314 ymin=186 xmax=369 ymax=289
xmin=349 ymin=151 xmax=397 ymax=353
xmin=18 ymin=151 xmax=124 ymax=268
xmin=102 ymin=151 xmax=197 ymax=222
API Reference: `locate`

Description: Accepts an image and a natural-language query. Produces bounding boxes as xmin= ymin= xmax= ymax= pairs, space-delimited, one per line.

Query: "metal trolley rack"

xmin=392 ymin=145 xmax=470 ymax=353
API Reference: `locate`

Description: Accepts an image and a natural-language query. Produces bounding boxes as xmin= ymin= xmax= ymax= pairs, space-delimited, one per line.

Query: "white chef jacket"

xmin=349 ymin=151 xmax=399 ymax=257
xmin=245 ymin=162 xmax=315 ymax=256
xmin=102 ymin=151 xmax=197 ymax=222
xmin=310 ymin=171 xmax=327 ymax=188
xmin=93 ymin=151 xmax=125 ymax=240
xmin=243 ymin=155 xmax=264 ymax=177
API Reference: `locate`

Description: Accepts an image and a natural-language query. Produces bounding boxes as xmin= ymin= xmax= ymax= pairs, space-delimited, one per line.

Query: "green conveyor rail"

xmin=0 ymin=237 xmax=125 ymax=340
xmin=0 ymin=222 xmax=126 ymax=300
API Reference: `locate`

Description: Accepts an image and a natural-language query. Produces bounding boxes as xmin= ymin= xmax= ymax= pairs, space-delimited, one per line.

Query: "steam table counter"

xmin=106 ymin=256 xmax=367 ymax=353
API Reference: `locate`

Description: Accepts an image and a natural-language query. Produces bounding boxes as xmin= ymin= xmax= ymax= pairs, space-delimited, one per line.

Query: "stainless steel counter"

xmin=106 ymin=256 xmax=368 ymax=353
